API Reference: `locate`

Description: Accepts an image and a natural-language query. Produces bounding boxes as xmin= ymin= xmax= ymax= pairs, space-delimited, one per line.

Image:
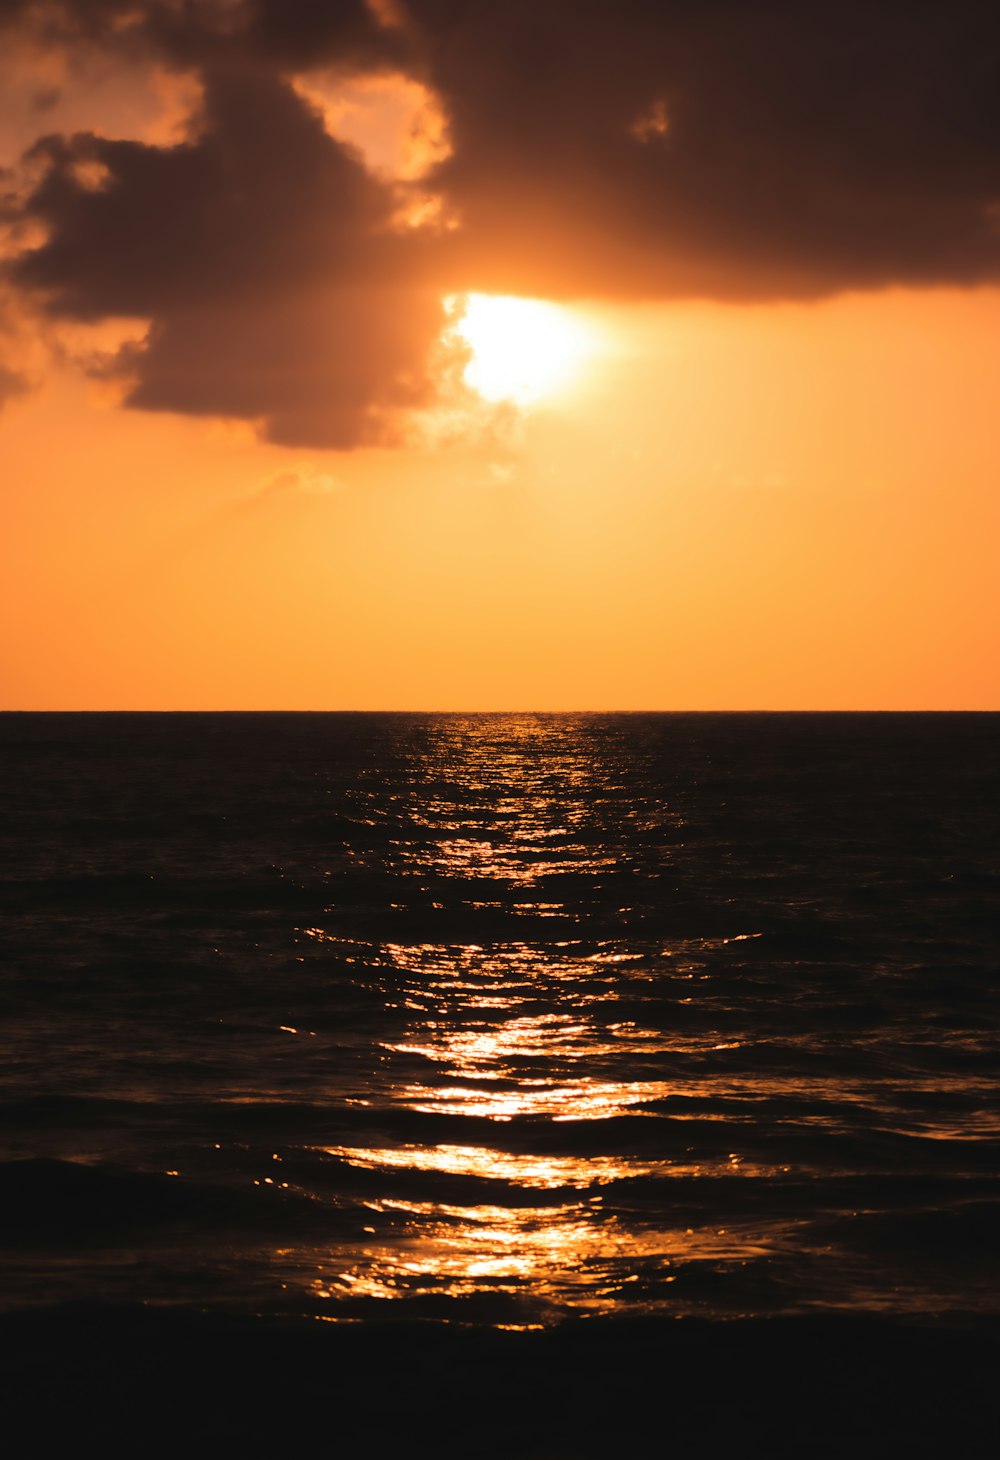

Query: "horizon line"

xmin=2 ymin=708 xmax=997 ymax=716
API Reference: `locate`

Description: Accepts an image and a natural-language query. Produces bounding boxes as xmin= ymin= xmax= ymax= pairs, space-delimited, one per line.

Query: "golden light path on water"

xmin=283 ymin=716 xmax=797 ymax=1320
xmin=2 ymin=713 xmax=992 ymax=1328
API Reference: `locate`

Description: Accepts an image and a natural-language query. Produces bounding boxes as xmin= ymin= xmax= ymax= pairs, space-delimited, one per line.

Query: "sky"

xmin=1 ymin=0 xmax=998 ymax=709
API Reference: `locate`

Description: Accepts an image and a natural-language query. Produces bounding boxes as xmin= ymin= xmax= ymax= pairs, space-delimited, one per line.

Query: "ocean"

xmin=2 ymin=712 xmax=998 ymax=1452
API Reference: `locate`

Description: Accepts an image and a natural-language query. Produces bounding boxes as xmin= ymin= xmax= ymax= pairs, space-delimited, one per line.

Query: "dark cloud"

xmin=120 ymin=284 xmax=445 ymax=448
xmin=413 ymin=0 xmax=1000 ymax=298
xmin=17 ymin=65 xmax=396 ymax=312
xmin=10 ymin=62 xmax=448 ymax=446
xmin=0 ymin=0 xmax=404 ymax=72
xmin=4 ymin=1 xmax=1000 ymax=445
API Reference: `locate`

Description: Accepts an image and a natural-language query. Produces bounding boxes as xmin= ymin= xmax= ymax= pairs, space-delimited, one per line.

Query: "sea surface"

xmin=1 ymin=712 xmax=998 ymax=1333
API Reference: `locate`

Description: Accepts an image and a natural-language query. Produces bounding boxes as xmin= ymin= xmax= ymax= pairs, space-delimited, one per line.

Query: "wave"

xmin=0 ymin=1159 xmax=324 ymax=1246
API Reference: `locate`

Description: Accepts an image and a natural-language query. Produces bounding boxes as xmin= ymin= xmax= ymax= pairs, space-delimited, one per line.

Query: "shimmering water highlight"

xmin=1 ymin=712 xmax=997 ymax=1327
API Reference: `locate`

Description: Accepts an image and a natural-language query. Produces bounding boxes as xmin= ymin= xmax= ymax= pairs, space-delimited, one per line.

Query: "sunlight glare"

xmin=449 ymin=292 xmax=599 ymax=406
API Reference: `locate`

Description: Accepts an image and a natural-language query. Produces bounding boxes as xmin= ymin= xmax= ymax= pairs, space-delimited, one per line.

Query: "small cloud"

xmin=257 ymin=462 xmax=342 ymax=498
xmin=291 ymin=68 xmax=450 ymax=183
xmin=69 ymin=156 xmax=112 ymax=192
xmin=366 ymin=0 xmax=410 ymax=31
xmin=143 ymin=69 xmax=204 ymax=147
xmin=631 ymin=98 xmax=670 ymax=143
xmin=31 ymin=87 xmax=61 ymax=113
xmin=205 ymin=417 xmax=260 ymax=445
xmin=390 ymin=185 xmax=460 ymax=234
xmin=410 ymin=393 xmax=525 ymax=453
xmin=0 ymin=361 xmax=30 ymax=408
xmin=0 ymin=285 xmax=52 ymax=406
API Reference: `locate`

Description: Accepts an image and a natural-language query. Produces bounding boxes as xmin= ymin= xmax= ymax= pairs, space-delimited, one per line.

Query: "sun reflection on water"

xmin=319 ymin=1143 xmax=675 ymax=1188
xmin=283 ymin=717 xmax=790 ymax=1319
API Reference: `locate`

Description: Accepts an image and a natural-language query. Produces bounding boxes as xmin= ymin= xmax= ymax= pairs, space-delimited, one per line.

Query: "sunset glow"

xmin=0 ymin=1 xmax=997 ymax=710
xmin=2 ymin=5 xmax=998 ymax=1453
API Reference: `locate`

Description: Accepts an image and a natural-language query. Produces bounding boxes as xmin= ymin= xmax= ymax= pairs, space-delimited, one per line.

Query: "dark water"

xmin=2 ymin=712 xmax=998 ymax=1332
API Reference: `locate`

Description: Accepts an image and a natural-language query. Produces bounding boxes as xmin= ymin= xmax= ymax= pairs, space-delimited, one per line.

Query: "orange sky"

xmin=3 ymin=285 xmax=997 ymax=710
xmin=1 ymin=3 xmax=998 ymax=709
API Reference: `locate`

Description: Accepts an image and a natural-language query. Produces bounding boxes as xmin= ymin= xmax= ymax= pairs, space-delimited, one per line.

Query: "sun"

xmin=448 ymin=293 xmax=598 ymax=406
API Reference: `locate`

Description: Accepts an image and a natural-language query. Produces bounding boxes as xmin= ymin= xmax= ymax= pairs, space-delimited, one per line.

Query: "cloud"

xmin=9 ymin=61 xmax=450 ymax=446
xmin=0 ymin=0 xmax=404 ymax=74
xmin=257 ymin=462 xmax=342 ymax=497
xmin=0 ymin=357 xmax=28 ymax=405
xmin=3 ymin=1 xmax=1000 ymax=445
xmin=0 ymin=282 xmax=49 ymax=406
xmin=413 ymin=0 xmax=1000 ymax=299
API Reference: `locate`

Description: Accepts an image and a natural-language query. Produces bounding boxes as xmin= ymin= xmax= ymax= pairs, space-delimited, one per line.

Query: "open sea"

xmin=2 ymin=711 xmax=998 ymax=1452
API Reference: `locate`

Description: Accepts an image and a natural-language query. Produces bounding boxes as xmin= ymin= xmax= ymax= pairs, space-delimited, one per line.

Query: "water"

xmin=1 ymin=712 xmax=998 ymax=1331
